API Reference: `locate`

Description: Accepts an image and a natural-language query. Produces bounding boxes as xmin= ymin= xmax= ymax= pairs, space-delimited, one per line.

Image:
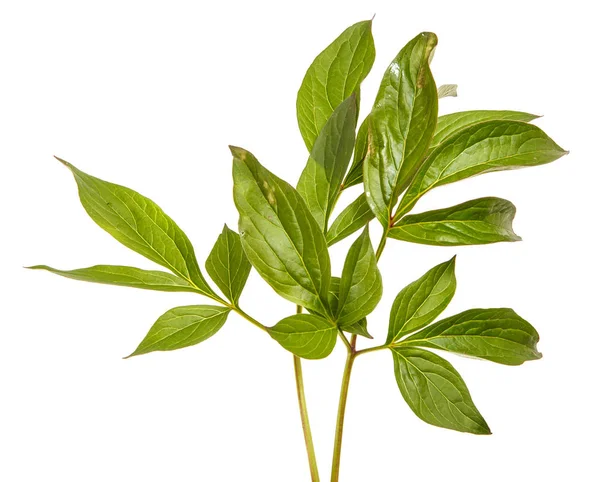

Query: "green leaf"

xmin=437 ymin=84 xmax=458 ymax=98
xmin=342 ymin=318 xmax=373 ymax=339
xmin=127 ymin=305 xmax=231 ymax=357
xmin=205 ymin=224 xmax=251 ymax=305
xmin=389 ymin=197 xmax=521 ymax=246
xmin=297 ymin=94 xmax=358 ymax=230
xmin=430 ymin=110 xmax=539 ymax=152
xmin=296 ymin=20 xmax=375 ymax=152
xmin=337 ymin=227 xmax=382 ymax=327
xmin=56 ymin=158 xmax=215 ymax=298
xmin=342 ymin=114 xmax=370 ymax=188
xmin=387 ymin=257 xmax=456 ymax=344
xmin=323 ymin=276 xmax=372 ymax=339
xmin=396 ymin=120 xmax=568 ymax=218
xmin=231 ymin=147 xmax=332 ymax=316
xmin=391 ymin=347 xmax=491 ymax=434
xmin=402 ymin=308 xmax=542 ymax=366
xmin=269 ymin=314 xmax=337 ymax=360
xmin=27 ymin=264 xmax=199 ymax=293
xmin=326 ymin=193 xmax=374 ymax=246
xmin=363 ymin=32 xmax=439 ymax=227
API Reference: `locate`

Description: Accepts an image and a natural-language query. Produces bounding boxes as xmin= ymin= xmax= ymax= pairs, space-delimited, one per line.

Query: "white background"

xmin=1 ymin=1 xmax=598 ymax=481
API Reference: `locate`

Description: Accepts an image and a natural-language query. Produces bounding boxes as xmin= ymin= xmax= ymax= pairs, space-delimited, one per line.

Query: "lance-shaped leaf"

xmin=395 ymin=121 xmax=568 ymax=218
xmin=336 ymin=227 xmax=382 ymax=327
xmin=342 ymin=114 xmax=370 ymax=188
xmin=56 ymin=158 xmax=215 ymax=297
xmin=389 ymin=197 xmax=521 ymax=246
xmin=437 ymin=84 xmax=458 ymax=98
xmin=387 ymin=257 xmax=456 ymax=344
xmin=26 ymin=265 xmax=200 ymax=293
xmin=326 ymin=193 xmax=374 ymax=246
xmin=127 ymin=305 xmax=231 ymax=357
xmin=402 ymin=308 xmax=542 ymax=366
xmin=269 ymin=314 xmax=337 ymax=360
xmin=430 ymin=110 xmax=539 ymax=152
xmin=391 ymin=347 xmax=491 ymax=434
xmin=205 ymin=224 xmax=251 ymax=305
xmin=323 ymin=277 xmax=373 ymax=339
xmin=296 ymin=20 xmax=375 ymax=151
xmin=231 ymin=147 xmax=331 ymax=316
xmin=297 ymin=94 xmax=358 ymax=230
xmin=364 ymin=32 xmax=439 ymax=227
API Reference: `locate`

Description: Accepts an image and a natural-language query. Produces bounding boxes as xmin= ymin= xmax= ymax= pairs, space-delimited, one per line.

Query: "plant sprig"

xmin=29 ymin=18 xmax=567 ymax=482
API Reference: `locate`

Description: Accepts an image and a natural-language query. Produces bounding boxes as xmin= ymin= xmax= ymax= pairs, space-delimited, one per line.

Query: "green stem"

xmin=330 ymin=334 xmax=356 ymax=482
xmin=294 ymin=305 xmax=321 ymax=482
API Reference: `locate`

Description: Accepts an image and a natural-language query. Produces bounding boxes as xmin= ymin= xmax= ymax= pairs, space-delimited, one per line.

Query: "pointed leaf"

xmin=297 ymin=94 xmax=358 ymax=230
xmin=437 ymin=84 xmax=458 ymax=98
xmin=205 ymin=225 xmax=251 ymax=304
xmin=430 ymin=110 xmax=539 ymax=152
xmin=389 ymin=197 xmax=521 ymax=246
xmin=342 ymin=114 xmax=370 ymax=188
xmin=269 ymin=314 xmax=337 ymax=360
xmin=387 ymin=257 xmax=456 ymax=344
xmin=337 ymin=227 xmax=382 ymax=327
xmin=231 ymin=147 xmax=331 ymax=316
xmin=57 ymin=158 xmax=215 ymax=297
xmin=27 ymin=265 xmax=199 ymax=293
xmin=326 ymin=193 xmax=375 ymax=246
xmin=127 ymin=305 xmax=230 ymax=357
xmin=396 ymin=121 xmax=567 ymax=218
xmin=392 ymin=347 xmax=491 ymax=434
xmin=297 ymin=20 xmax=375 ymax=151
xmin=402 ymin=308 xmax=542 ymax=366
xmin=364 ymin=32 xmax=439 ymax=227
xmin=342 ymin=318 xmax=373 ymax=339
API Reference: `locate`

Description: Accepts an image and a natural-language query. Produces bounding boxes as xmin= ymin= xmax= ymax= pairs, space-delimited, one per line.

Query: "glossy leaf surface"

xmin=27 ymin=265 xmax=199 ymax=293
xmin=396 ymin=121 xmax=567 ymax=217
xmin=389 ymin=197 xmax=521 ymax=246
xmin=403 ymin=308 xmax=542 ymax=365
xmin=298 ymin=94 xmax=358 ymax=230
xmin=326 ymin=193 xmax=374 ymax=246
xmin=430 ymin=110 xmax=539 ymax=152
xmin=342 ymin=115 xmax=370 ymax=188
xmin=325 ymin=277 xmax=373 ymax=339
xmin=337 ymin=227 xmax=382 ymax=327
xmin=297 ymin=20 xmax=375 ymax=151
xmin=205 ymin=224 xmax=251 ymax=304
xmin=363 ymin=32 xmax=439 ymax=226
xmin=387 ymin=257 xmax=456 ymax=344
xmin=127 ymin=305 xmax=230 ymax=357
xmin=392 ymin=347 xmax=491 ymax=434
xmin=231 ymin=147 xmax=331 ymax=316
xmin=269 ymin=314 xmax=337 ymax=359
xmin=57 ymin=158 xmax=214 ymax=297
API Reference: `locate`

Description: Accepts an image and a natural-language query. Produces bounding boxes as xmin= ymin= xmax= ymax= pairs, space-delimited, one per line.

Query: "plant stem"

xmin=330 ymin=334 xmax=356 ymax=482
xmin=294 ymin=305 xmax=321 ymax=482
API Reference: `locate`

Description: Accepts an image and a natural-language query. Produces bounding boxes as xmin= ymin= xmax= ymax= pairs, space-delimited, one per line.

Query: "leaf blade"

xmin=363 ymin=32 xmax=439 ymax=226
xmin=231 ymin=147 xmax=331 ymax=316
xmin=57 ymin=158 xmax=214 ymax=297
xmin=297 ymin=94 xmax=358 ymax=230
xmin=269 ymin=314 xmax=337 ymax=360
xmin=396 ymin=121 xmax=567 ymax=217
xmin=387 ymin=257 xmax=456 ymax=344
xmin=337 ymin=227 xmax=382 ymax=327
xmin=392 ymin=347 xmax=491 ymax=434
xmin=27 ymin=264 xmax=199 ymax=293
xmin=326 ymin=193 xmax=374 ymax=246
xmin=437 ymin=84 xmax=458 ymax=99
xmin=296 ymin=20 xmax=375 ymax=151
xmin=205 ymin=224 xmax=251 ymax=304
xmin=402 ymin=308 xmax=542 ymax=366
xmin=127 ymin=305 xmax=230 ymax=357
xmin=389 ymin=197 xmax=521 ymax=246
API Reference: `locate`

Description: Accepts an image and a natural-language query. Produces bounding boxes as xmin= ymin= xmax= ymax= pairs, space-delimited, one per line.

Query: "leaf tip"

xmin=54 ymin=155 xmax=73 ymax=169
